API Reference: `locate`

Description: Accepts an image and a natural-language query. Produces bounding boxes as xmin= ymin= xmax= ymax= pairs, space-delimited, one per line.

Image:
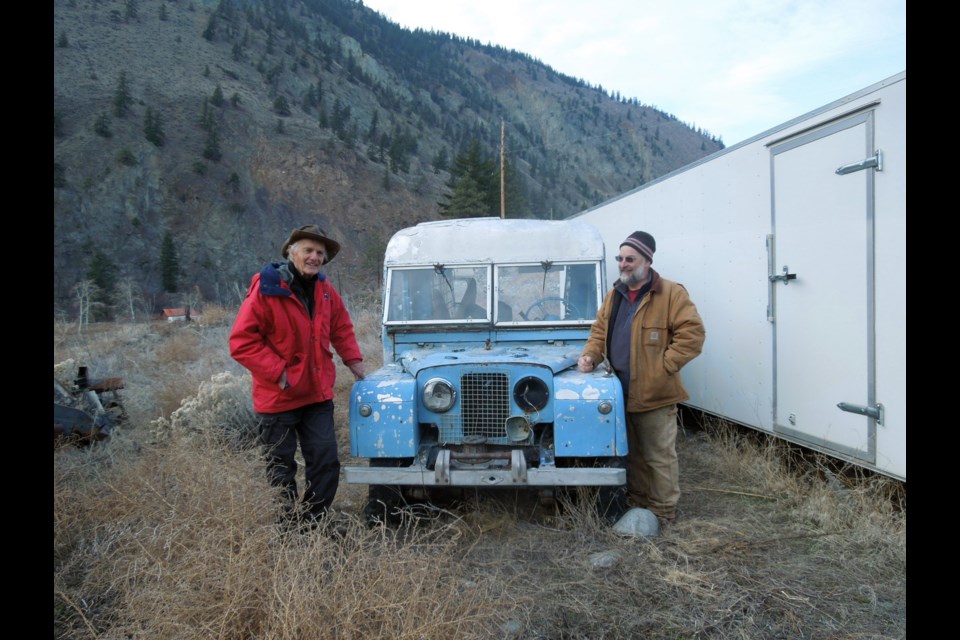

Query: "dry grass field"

xmin=54 ymin=301 xmax=906 ymax=639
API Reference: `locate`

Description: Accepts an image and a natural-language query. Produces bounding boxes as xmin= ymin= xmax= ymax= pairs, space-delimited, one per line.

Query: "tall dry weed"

xmin=55 ymin=300 xmax=905 ymax=640
xmin=54 ymin=429 xmax=516 ymax=639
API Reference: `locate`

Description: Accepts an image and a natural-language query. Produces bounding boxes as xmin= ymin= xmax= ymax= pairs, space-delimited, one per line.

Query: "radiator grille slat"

xmin=437 ymin=371 xmax=510 ymax=442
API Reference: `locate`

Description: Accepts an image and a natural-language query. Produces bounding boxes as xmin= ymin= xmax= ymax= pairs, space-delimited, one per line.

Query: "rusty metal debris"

xmin=54 ymin=365 xmax=126 ymax=447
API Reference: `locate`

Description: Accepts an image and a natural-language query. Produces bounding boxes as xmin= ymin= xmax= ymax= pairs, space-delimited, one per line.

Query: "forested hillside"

xmin=53 ymin=0 xmax=724 ymax=319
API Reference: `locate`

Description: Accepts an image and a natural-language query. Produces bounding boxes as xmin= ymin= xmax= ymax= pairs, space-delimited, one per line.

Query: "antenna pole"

xmin=500 ymin=119 xmax=506 ymax=219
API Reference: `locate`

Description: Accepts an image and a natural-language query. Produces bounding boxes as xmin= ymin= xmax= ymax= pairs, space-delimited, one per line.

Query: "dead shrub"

xmin=54 ymin=299 xmax=905 ymax=640
xmin=152 ymin=371 xmax=257 ymax=448
xmin=153 ymin=325 xmax=202 ymax=365
xmin=195 ymin=304 xmax=234 ymax=327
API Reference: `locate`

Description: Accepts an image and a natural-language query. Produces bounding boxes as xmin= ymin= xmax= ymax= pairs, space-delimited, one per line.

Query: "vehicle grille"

xmin=437 ymin=371 xmax=510 ymax=443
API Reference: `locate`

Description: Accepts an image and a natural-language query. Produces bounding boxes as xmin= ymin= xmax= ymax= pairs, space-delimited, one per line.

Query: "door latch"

xmin=769 ymin=265 xmax=797 ymax=285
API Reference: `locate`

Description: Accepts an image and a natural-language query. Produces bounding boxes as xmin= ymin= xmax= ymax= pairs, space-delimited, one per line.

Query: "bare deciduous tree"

xmin=113 ymin=277 xmax=147 ymax=322
xmin=181 ymin=285 xmax=205 ymax=322
xmin=72 ymin=279 xmax=104 ymax=334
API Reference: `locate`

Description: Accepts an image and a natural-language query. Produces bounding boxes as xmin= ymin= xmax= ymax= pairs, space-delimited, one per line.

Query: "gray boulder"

xmin=612 ymin=507 xmax=661 ymax=538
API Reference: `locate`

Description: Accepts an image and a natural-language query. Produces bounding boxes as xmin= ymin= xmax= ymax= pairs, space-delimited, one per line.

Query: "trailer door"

xmin=769 ymin=110 xmax=878 ymax=464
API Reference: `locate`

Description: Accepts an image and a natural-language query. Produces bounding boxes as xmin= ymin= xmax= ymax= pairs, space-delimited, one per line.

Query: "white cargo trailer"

xmin=575 ymin=71 xmax=905 ymax=481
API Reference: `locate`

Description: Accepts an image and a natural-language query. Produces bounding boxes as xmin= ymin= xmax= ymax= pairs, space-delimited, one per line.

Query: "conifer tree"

xmin=199 ymin=97 xmax=212 ymax=130
xmin=86 ymin=250 xmax=116 ymax=320
xmin=161 ymin=232 xmax=180 ymax=293
xmin=113 ymin=71 xmax=132 ymax=118
xmin=144 ymin=107 xmax=165 ymax=147
xmin=273 ymin=95 xmax=291 ymax=116
xmin=438 ymin=138 xmax=498 ymax=217
xmin=203 ymin=126 xmax=222 ymax=161
xmin=94 ymin=113 xmax=113 ymax=138
xmin=54 ymin=162 xmax=66 ymax=188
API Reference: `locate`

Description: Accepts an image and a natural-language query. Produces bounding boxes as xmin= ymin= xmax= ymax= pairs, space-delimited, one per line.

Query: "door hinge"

xmin=837 ymin=402 xmax=883 ymax=425
xmin=836 ymin=150 xmax=882 ymax=175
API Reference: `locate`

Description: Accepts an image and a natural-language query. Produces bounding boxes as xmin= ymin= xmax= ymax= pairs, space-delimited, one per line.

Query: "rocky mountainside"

xmin=53 ymin=0 xmax=724 ymax=315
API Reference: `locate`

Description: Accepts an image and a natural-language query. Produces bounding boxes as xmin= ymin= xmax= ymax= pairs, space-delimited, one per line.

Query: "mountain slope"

xmin=53 ymin=0 xmax=724 ymax=314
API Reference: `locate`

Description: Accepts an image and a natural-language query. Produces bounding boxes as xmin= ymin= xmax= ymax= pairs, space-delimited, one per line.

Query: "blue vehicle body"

xmin=345 ymin=218 xmax=627 ymax=492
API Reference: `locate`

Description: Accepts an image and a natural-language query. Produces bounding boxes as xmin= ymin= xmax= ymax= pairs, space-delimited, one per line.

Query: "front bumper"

xmin=344 ymin=449 xmax=625 ymax=487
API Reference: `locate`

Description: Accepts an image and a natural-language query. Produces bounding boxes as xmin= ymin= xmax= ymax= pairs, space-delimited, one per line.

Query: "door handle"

xmin=769 ymin=265 xmax=797 ymax=285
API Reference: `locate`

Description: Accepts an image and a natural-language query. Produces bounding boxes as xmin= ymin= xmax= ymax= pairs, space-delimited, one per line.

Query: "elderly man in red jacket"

xmin=230 ymin=224 xmax=365 ymax=526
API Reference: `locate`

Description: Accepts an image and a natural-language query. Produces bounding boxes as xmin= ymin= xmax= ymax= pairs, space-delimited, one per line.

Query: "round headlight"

xmin=597 ymin=400 xmax=613 ymax=415
xmin=514 ymin=376 xmax=549 ymax=411
xmin=422 ymin=378 xmax=456 ymax=412
xmin=358 ymin=404 xmax=373 ymax=417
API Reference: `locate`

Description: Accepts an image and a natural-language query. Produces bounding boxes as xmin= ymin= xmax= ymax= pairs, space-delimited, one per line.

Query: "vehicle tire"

xmin=559 ymin=456 xmax=628 ymax=524
xmin=594 ymin=456 xmax=628 ymax=524
xmin=363 ymin=458 xmax=413 ymax=526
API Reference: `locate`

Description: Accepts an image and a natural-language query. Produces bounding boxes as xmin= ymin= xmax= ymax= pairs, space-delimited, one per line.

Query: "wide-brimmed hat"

xmin=281 ymin=224 xmax=341 ymax=263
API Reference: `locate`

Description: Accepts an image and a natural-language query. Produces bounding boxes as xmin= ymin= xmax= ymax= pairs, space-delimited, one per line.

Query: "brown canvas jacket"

xmin=582 ymin=269 xmax=705 ymax=412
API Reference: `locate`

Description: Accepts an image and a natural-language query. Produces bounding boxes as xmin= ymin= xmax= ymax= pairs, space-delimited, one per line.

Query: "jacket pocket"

xmin=641 ymin=319 xmax=669 ymax=357
xmin=285 ymin=352 xmax=306 ymax=388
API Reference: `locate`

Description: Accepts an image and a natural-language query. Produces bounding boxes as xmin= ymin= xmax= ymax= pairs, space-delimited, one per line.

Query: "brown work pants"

xmin=625 ymin=404 xmax=680 ymax=519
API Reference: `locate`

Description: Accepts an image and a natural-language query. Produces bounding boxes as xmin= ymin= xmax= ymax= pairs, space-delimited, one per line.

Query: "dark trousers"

xmin=257 ymin=401 xmax=339 ymax=520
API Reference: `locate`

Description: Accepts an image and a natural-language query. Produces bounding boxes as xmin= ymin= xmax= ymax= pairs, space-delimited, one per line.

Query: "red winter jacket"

xmin=229 ymin=262 xmax=363 ymax=413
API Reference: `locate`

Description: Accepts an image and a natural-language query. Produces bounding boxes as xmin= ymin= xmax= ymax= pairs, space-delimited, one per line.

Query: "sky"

xmin=360 ymin=0 xmax=906 ymax=147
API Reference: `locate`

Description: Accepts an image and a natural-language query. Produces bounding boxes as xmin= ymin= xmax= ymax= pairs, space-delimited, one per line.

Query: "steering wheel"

xmin=523 ymin=297 xmax=582 ymax=321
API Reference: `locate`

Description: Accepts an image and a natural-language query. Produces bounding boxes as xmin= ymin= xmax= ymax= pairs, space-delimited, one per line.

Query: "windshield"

xmin=384 ymin=262 xmax=601 ymax=325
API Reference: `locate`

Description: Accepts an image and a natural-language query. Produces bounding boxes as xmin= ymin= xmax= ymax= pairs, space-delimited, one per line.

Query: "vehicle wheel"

xmin=559 ymin=456 xmax=628 ymax=524
xmin=363 ymin=458 xmax=413 ymax=526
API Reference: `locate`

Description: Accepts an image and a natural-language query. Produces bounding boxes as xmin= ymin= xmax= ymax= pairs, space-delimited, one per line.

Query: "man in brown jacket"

xmin=578 ymin=231 xmax=705 ymax=524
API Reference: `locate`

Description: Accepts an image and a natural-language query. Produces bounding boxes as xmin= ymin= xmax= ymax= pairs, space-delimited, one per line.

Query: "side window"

xmin=565 ymin=264 xmax=599 ymax=320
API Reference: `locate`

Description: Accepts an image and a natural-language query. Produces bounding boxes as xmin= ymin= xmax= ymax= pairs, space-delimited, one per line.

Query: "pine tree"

xmin=438 ymin=138 xmax=498 ymax=217
xmin=367 ymin=110 xmax=379 ymax=142
xmin=161 ymin=232 xmax=180 ymax=293
xmin=432 ymin=147 xmax=449 ymax=174
xmin=86 ymin=250 xmax=116 ymax=320
xmin=94 ymin=113 xmax=113 ymax=138
xmin=211 ymin=85 xmax=224 ymax=107
xmin=202 ymin=16 xmax=216 ymax=41
xmin=113 ymin=71 xmax=132 ymax=118
xmin=199 ymin=97 xmax=212 ymax=131
xmin=440 ymin=174 xmax=487 ymax=217
xmin=58 ymin=31 xmax=69 ymax=48
xmin=273 ymin=95 xmax=291 ymax=116
xmin=330 ymin=98 xmax=349 ymax=136
xmin=54 ymin=162 xmax=66 ymax=188
xmin=203 ymin=126 xmax=222 ymax=161
xmin=144 ymin=107 xmax=165 ymax=147
xmin=501 ymin=157 xmax=530 ymax=218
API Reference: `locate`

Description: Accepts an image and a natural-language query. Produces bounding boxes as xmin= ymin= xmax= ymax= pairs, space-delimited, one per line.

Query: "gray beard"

xmin=619 ymin=267 xmax=648 ymax=287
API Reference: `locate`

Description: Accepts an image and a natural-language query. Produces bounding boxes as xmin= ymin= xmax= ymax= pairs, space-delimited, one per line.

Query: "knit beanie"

xmin=620 ymin=231 xmax=656 ymax=263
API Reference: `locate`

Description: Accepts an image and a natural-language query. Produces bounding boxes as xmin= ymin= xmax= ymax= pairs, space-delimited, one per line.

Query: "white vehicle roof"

xmin=384 ymin=217 xmax=605 ymax=266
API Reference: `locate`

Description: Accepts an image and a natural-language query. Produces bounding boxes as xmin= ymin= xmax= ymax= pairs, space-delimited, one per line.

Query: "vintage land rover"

xmin=345 ymin=218 xmax=627 ymax=521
